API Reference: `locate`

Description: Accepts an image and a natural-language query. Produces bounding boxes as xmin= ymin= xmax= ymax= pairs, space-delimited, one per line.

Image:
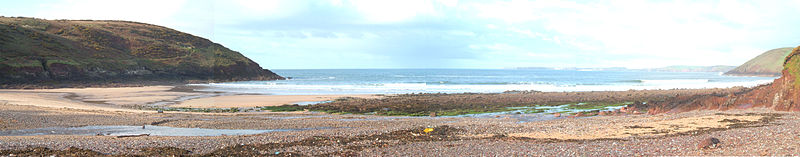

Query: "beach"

xmin=1 ymin=85 xmax=799 ymax=156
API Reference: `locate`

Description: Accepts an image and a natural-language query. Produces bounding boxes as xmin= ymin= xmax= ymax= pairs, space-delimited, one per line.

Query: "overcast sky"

xmin=2 ymin=0 xmax=799 ymax=69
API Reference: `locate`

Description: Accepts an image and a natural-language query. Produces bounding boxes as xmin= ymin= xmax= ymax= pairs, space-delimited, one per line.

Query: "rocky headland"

xmin=0 ymin=17 xmax=283 ymax=88
xmin=724 ymin=47 xmax=794 ymax=77
xmin=648 ymin=46 xmax=800 ymax=113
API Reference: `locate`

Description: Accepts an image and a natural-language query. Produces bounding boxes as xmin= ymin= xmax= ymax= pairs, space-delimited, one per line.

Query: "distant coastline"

xmin=514 ymin=65 xmax=736 ymax=73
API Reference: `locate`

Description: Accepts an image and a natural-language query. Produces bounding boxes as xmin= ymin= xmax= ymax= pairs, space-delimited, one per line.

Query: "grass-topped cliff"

xmin=0 ymin=17 xmax=283 ymax=88
xmin=647 ymin=46 xmax=800 ymax=113
xmin=724 ymin=47 xmax=793 ymax=77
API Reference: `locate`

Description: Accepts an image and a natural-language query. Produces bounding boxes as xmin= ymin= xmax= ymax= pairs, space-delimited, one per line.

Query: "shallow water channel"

xmin=0 ymin=125 xmax=315 ymax=136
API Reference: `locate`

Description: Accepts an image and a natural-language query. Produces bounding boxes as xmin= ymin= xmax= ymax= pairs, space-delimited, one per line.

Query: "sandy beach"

xmin=173 ymin=94 xmax=382 ymax=108
xmin=3 ymin=4 xmax=798 ymax=156
xmin=0 ymin=86 xmax=379 ymax=112
xmin=1 ymin=86 xmax=799 ymax=156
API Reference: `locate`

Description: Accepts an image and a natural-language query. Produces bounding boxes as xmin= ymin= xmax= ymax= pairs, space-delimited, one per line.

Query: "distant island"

xmin=515 ymin=65 xmax=736 ymax=73
xmin=724 ymin=47 xmax=794 ymax=77
xmin=0 ymin=17 xmax=283 ymax=88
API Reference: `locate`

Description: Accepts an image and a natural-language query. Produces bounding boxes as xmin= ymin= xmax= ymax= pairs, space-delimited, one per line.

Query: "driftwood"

xmin=115 ymin=134 xmax=150 ymax=138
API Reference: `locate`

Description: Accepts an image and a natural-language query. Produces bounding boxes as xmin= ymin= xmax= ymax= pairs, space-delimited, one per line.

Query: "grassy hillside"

xmin=724 ymin=47 xmax=793 ymax=77
xmin=0 ymin=17 xmax=283 ymax=87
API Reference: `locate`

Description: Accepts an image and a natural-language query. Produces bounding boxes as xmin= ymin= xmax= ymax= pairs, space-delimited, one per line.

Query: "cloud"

xmin=2 ymin=0 xmax=799 ymax=69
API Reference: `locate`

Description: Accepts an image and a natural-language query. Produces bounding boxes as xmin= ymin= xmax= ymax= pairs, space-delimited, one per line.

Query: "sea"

xmin=191 ymin=69 xmax=777 ymax=95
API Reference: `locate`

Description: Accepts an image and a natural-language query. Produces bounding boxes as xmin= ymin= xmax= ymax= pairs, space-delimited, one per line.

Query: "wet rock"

xmin=598 ymin=111 xmax=608 ymax=116
xmin=697 ymin=137 xmax=721 ymax=149
xmin=553 ymin=112 xmax=561 ymax=117
xmin=430 ymin=112 xmax=437 ymax=117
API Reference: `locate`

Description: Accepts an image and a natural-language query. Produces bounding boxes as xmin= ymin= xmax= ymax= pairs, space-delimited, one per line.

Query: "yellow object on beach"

xmin=423 ymin=128 xmax=434 ymax=133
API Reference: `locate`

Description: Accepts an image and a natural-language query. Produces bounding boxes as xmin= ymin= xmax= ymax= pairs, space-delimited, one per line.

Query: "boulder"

xmin=697 ymin=137 xmax=721 ymax=149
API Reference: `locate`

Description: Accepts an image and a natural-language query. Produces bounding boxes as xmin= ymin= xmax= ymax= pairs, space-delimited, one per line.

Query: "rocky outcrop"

xmin=647 ymin=46 xmax=800 ymax=113
xmin=724 ymin=47 xmax=793 ymax=77
xmin=0 ymin=17 xmax=283 ymax=88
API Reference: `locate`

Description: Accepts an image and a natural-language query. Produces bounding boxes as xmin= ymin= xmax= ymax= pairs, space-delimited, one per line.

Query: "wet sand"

xmin=1 ymin=86 xmax=799 ymax=156
xmin=173 ymin=94 xmax=382 ymax=108
xmin=0 ymin=86 xmax=378 ymax=112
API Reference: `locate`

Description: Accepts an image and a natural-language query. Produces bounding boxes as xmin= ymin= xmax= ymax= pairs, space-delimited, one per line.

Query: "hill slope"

xmin=0 ymin=17 xmax=283 ymax=87
xmin=650 ymin=65 xmax=736 ymax=73
xmin=724 ymin=47 xmax=793 ymax=77
xmin=647 ymin=46 xmax=800 ymax=113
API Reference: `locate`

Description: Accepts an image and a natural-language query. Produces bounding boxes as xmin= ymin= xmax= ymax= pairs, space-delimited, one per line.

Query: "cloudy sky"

xmin=2 ymin=0 xmax=799 ymax=69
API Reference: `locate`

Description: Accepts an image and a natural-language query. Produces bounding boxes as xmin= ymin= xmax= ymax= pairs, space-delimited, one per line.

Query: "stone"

xmin=697 ymin=137 xmax=721 ymax=149
xmin=429 ymin=112 xmax=437 ymax=117
xmin=553 ymin=112 xmax=561 ymax=117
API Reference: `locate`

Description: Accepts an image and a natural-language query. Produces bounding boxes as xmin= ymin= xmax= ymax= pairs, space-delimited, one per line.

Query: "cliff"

xmin=0 ymin=17 xmax=283 ymax=88
xmin=647 ymin=46 xmax=800 ymax=113
xmin=724 ymin=47 xmax=793 ymax=77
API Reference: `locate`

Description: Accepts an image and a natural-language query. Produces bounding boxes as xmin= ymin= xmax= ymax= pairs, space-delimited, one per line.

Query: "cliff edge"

xmin=647 ymin=46 xmax=800 ymax=113
xmin=0 ymin=17 xmax=283 ymax=88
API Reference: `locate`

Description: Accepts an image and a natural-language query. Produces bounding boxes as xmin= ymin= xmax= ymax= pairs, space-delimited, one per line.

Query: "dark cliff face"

xmin=647 ymin=46 xmax=800 ymax=113
xmin=0 ymin=17 xmax=283 ymax=88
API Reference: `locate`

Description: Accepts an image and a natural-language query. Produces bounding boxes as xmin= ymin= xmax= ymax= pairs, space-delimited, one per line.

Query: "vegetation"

xmin=260 ymin=105 xmax=306 ymax=112
xmin=786 ymin=47 xmax=800 ymax=88
xmin=725 ymin=47 xmax=794 ymax=77
xmin=0 ymin=16 xmax=283 ymax=87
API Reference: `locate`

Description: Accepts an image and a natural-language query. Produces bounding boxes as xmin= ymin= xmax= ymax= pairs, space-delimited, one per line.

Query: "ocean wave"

xmin=640 ymin=79 xmax=709 ymax=84
xmin=617 ymin=79 xmax=710 ymax=84
xmin=409 ymin=81 xmax=533 ymax=85
xmin=190 ymin=79 xmax=775 ymax=95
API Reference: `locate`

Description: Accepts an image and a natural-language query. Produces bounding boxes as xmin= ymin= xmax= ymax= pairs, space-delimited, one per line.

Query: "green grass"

xmin=786 ymin=55 xmax=800 ymax=88
xmin=260 ymin=104 xmax=305 ymax=112
xmin=2 ymin=59 xmax=42 ymax=67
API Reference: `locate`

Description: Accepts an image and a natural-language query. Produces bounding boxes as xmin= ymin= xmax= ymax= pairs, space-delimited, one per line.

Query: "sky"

xmin=1 ymin=0 xmax=800 ymax=69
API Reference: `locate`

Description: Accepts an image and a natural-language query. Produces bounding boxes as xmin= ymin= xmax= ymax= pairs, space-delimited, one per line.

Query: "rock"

xmin=0 ymin=17 xmax=285 ymax=87
xmin=574 ymin=112 xmax=585 ymax=117
xmin=157 ymin=109 xmax=164 ymax=113
xmin=429 ymin=112 xmax=437 ymax=117
xmin=697 ymin=137 xmax=721 ymax=149
xmin=553 ymin=112 xmax=561 ymax=117
xmin=598 ymin=111 xmax=608 ymax=116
